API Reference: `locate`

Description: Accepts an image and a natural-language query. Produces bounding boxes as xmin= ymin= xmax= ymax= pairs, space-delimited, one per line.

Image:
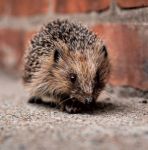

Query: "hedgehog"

xmin=22 ymin=19 xmax=111 ymax=113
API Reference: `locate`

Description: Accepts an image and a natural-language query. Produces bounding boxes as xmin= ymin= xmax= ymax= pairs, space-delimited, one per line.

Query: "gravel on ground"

xmin=0 ymin=71 xmax=148 ymax=150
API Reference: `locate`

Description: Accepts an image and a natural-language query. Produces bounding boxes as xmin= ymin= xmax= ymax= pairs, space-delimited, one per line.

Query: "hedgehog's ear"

xmin=100 ymin=45 xmax=108 ymax=58
xmin=54 ymin=48 xmax=61 ymax=63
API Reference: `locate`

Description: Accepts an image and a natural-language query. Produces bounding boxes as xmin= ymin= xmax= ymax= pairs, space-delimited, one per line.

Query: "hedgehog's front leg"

xmin=60 ymin=100 xmax=84 ymax=114
xmin=28 ymin=96 xmax=43 ymax=104
xmin=28 ymin=95 xmax=58 ymax=106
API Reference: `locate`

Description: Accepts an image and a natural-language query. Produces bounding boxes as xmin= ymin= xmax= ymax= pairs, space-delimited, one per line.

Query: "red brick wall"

xmin=0 ymin=0 xmax=148 ymax=90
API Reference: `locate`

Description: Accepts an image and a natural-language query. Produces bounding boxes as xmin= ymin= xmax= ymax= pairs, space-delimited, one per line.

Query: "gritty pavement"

xmin=0 ymin=71 xmax=148 ymax=150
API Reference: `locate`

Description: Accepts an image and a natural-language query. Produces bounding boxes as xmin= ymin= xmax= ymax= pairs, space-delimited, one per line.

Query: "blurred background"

xmin=0 ymin=1 xmax=148 ymax=150
xmin=0 ymin=0 xmax=148 ymax=91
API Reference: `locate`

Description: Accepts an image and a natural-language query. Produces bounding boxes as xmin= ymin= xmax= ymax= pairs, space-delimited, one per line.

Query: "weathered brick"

xmin=0 ymin=29 xmax=22 ymax=70
xmin=0 ymin=29 xmax=37 ymax=71
xmin=92 ymin=24 xmax=148 ymax=90
xmin=51 ymin=0 xmax=110 ymax=13
xmin=0 ymin=0 xmax=49 ymax=16
xmin=0 ymin=0 xmax=6 ymax=15
xmin=117 ymin=0 xmax=148 ymax=8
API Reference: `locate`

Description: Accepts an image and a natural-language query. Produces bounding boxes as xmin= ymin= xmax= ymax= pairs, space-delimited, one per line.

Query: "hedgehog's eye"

xmin=70 ymin=73 xmax=77 ymax=83
xmin=54 ymin=49 xmax=61 ymax=63
xmin=100 ymin=45 xmax=108 ymax=58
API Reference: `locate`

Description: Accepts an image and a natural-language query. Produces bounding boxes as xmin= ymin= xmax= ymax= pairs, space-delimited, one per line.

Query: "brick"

xmin=0 ymin=29 xmax=37 ymax=71
xmin=92 ymin=24 xmax=148 ymax=90
xmin=51 ymin=0 xmax=110 ymax=13
xmin=117 ymin=0 xmax=148 ymax=8
xmin=0 ymin=0 xmax=49 ymax=16
xmin=0 ymin=0 xmax=6 ymax=15
xmin=0 ymin=29 xmax=23 ymax=70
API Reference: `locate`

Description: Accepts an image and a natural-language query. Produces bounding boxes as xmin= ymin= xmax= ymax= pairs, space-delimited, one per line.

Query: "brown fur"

xmin=22 ymin=20 xmax=111 ymax=113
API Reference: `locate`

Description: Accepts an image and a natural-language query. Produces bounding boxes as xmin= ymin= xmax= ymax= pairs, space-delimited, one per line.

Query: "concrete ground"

xmin=0 ymin=71 xmax=148 ymax=150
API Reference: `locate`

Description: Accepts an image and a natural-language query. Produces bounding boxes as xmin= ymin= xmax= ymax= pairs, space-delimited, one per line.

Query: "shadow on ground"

xmin=27 ymin=99 xmax=124 ymax=115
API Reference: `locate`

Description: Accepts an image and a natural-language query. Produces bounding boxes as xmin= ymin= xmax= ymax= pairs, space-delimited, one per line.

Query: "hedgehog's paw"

xmin=64 ymin=105 xmax=82 ymax=114
xmin=61 ymin=101 xmax=83 ymax=114
xmin=28 ymin=96 xmax=43 ymax=104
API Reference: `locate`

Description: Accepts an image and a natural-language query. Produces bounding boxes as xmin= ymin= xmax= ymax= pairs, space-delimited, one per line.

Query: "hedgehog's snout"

xmin=70 ymin=89 xmax=96 ymax=105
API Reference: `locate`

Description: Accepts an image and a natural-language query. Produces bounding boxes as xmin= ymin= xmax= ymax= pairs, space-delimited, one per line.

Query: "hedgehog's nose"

xmin=85 ymin=97 xmax=94 ymax=105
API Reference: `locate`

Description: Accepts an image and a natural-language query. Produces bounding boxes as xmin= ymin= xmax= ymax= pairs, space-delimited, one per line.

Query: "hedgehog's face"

xmin=49 ymin=42 xmax=110 ymax=105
